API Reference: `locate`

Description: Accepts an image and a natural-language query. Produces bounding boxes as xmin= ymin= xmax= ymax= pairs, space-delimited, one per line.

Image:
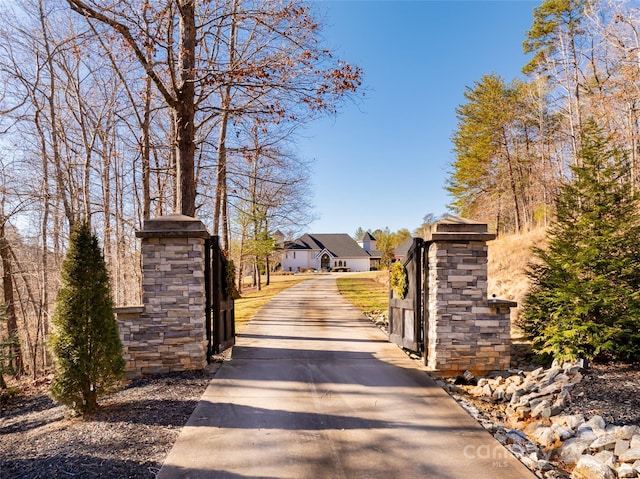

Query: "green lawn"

xmin=336 ymin=272 xmax=389 ymax=318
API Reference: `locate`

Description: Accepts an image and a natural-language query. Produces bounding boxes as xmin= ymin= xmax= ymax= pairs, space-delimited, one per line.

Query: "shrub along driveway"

xmin=158 ymin=275 xmax=534 ymax=479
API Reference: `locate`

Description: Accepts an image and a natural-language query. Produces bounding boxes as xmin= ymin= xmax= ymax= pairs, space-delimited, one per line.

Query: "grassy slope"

xmin=487 ymin=228 xmax=546 ymax=337
xmin=487 ymin=228 xmax=546 ymax=305
xmin=335 ymin=271 xmax=389 ymax=318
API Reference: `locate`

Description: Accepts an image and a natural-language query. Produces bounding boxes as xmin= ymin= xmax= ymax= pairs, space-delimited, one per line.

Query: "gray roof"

xmin=361 ymin=231 xmax=376 ymax=242
xmin=286 ymin=234 xmax=370 ymax=258
xmin=367 ymin=249 xmax=383 ymax=259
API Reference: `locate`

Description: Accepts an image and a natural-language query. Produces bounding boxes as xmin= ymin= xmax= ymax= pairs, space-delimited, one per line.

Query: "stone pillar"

xmin=116 ymin=214 xmax=209 ymax=378
xmin=425 ymin=217 xmax=513 ymax=375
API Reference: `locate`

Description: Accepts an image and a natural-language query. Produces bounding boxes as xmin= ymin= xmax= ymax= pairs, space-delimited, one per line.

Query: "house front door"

xmin=321 ymin=253 xmax=330 ymax=271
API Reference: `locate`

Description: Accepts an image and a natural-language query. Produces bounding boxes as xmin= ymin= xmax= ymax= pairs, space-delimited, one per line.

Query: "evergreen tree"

xmin=49 ymin=222 xmax=125 ymax=414
xmin=448 ymin=74 xmax=537 ymax=232
xmin=520 ymin=120 xmax=640 ymax=362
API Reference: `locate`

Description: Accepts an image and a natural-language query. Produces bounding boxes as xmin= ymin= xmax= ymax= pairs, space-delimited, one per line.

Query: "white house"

xmin=358 ymin=231 xmax=382 ymax=270
xmin=281 ymin=233 xmax=372 ymax=272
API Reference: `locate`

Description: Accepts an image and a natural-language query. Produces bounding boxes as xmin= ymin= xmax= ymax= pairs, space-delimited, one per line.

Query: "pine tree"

xmin=520 ymin=120 xmax=640 ymax=362
xmin=49 ymin=222 xmax=125 ymax=414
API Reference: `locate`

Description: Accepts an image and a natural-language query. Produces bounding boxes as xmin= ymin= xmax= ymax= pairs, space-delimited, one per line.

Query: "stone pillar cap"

xmin=136 ymin=214 xmax=210 ymax=238
xmin=425 ymin=215 xmax=496 ymax=242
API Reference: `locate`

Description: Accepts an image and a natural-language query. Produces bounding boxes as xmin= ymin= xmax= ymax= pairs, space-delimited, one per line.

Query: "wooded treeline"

xmin=0 ymin=0 xmax=362 ymax=380
xmin=447 ymin=0 xmax=640 ymax=234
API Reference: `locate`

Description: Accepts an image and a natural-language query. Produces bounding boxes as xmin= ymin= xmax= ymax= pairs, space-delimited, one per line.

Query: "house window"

xmin=293 ymin=252 xmax=296 ymax=259
xmin=334 ymin=261 xmax=337 ymax=267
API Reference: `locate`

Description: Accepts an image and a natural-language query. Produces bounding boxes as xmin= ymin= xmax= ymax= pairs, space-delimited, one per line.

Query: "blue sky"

xmin=298 ymin=0 xmax=538 ymax=237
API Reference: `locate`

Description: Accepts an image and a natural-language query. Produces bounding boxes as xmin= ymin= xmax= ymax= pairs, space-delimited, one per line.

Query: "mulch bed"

xmin=564 ymin=362 xmax=640 ymax=426
xmin=0 ymin=370 xmax=215 ymax=479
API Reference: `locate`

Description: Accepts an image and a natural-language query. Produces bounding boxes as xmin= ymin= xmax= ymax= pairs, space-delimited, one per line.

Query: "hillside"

xmin=487 ymin=228 xmax=547 ymax=329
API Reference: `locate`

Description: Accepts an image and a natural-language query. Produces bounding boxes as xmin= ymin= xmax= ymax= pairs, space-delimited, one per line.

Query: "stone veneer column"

xmin=425 ymin=217 xmax=513 ymax=375
xmin=118 ymin=214 xmax=209 ymax=378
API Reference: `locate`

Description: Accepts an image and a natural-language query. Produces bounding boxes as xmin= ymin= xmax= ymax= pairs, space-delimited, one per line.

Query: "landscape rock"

xmin=589 ymin=434 xmax=618 ymax=452
xmin=537 ymin=459 xmax=554 ymax=471
xmin=570 ymin=454 xmax=615 ymax=479
xmin=584 ymin=415 xmax=607 ymax=432
xmin=552 ymin=414 xmax=585 ymax=430
xmin=619 ymin=446 xmax=640 ymax=463
xmin=576 ymin=425 xmax=598 ymax=442
xmin=532 ymin=426 xmax=557 ymax=448
xmin=616 ymin=463 xmax=636 ymax=478
xmin=559 ymin=437 xmax=595 ymax=465
xmin=532 ymin=399 xmax=553 ymax=418
xmin=524 ymin=421 xmax=545 ymax=435
xmin=509 ymin=375 xmax=524 ymax=387
xmin=506 ymin=429 xmax=528 ymax=446
xmin=552 ymin=424 xmax=575 ymax=441
xmin=614 ymin=439 xmax=631 ymax=457
xmin=492 ymin=387 xmax=506 ymax=402
xmin=470 ymin=385 xmax=485 ymax=396
xmin=452 ymin=362 xmax=640 ymax=479
xmin=615 ymin=425 xmax=639 ymax=440
xmin=507 ymin=443 xmax=527 ymax=458
xmin=551 ymin=389 xmax=571 ymax=415
xmin=481 ymin=383 xmax=493 ymax=397
xmin=592 ymin=450 xmax=615 ymax=468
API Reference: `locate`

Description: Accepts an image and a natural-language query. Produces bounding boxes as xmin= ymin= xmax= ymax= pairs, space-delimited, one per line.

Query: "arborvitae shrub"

xmin=49 ymin=222 xmax=125 ymax=414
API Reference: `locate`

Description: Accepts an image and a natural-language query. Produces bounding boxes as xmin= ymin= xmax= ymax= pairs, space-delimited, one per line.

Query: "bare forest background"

xmin=3 ymin=0 xmax=640 ymax=383
xmin=447 ymin=0 xmax=640 ymax=234
xmin=0 ymin=0 xmax=363 ymax=382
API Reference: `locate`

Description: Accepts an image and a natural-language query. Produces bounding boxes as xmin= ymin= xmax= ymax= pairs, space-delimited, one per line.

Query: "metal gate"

xmin=205 ymin=235 xmax=235 ymax=361
xmin=388 ymin=238 xmax=426 ymax=354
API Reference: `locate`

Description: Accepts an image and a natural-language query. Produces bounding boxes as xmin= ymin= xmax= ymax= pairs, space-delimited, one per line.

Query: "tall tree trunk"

xmin=501 ymin=128 xmax=521 ymax=232
xmin=265 ymin=255 xmax=270 ymax=286
xmin=34 ymin=90 xmax=51 ymax=371
xmin=10 ymin=249 xmax=40 ymax=379
xmin=66 ymin=0 xmax=198 ymax=217
xmin=214 ymin=121 xmax=228 ymax=237
xmin=40 ymin=0 xmax=74 ymax=227
xmin=214 ymin=0 xmax=238 ymax=248
xmin=143 ymin=75 xmax=152 ymax=220
xmin=174 ymin=0 xmax=197 ymax=217
xmin=222 ymin=177 xmax=230 ymax=251
xmin=0 ymin=221 xmax=23 ymax=376
xmin=255 ymin=258 xmax=261 ymax=291
xmin=237 ymin=232 xmax=245 ymax=295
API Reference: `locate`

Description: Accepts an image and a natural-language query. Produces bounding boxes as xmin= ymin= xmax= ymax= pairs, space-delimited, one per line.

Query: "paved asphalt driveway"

xmin=157 ymin=275 xmax=534 ymax=479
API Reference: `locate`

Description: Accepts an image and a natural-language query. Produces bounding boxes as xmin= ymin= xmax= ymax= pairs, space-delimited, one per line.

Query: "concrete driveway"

xmin=157 ymin=275 xmax=534 ymax=479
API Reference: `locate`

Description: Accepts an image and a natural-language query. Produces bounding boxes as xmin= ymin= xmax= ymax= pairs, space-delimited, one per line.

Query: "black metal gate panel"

xmin=205 ymin=235 xmax=235 ymax=361
xmin=388 ymin=238 xmax=424 ymax=354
